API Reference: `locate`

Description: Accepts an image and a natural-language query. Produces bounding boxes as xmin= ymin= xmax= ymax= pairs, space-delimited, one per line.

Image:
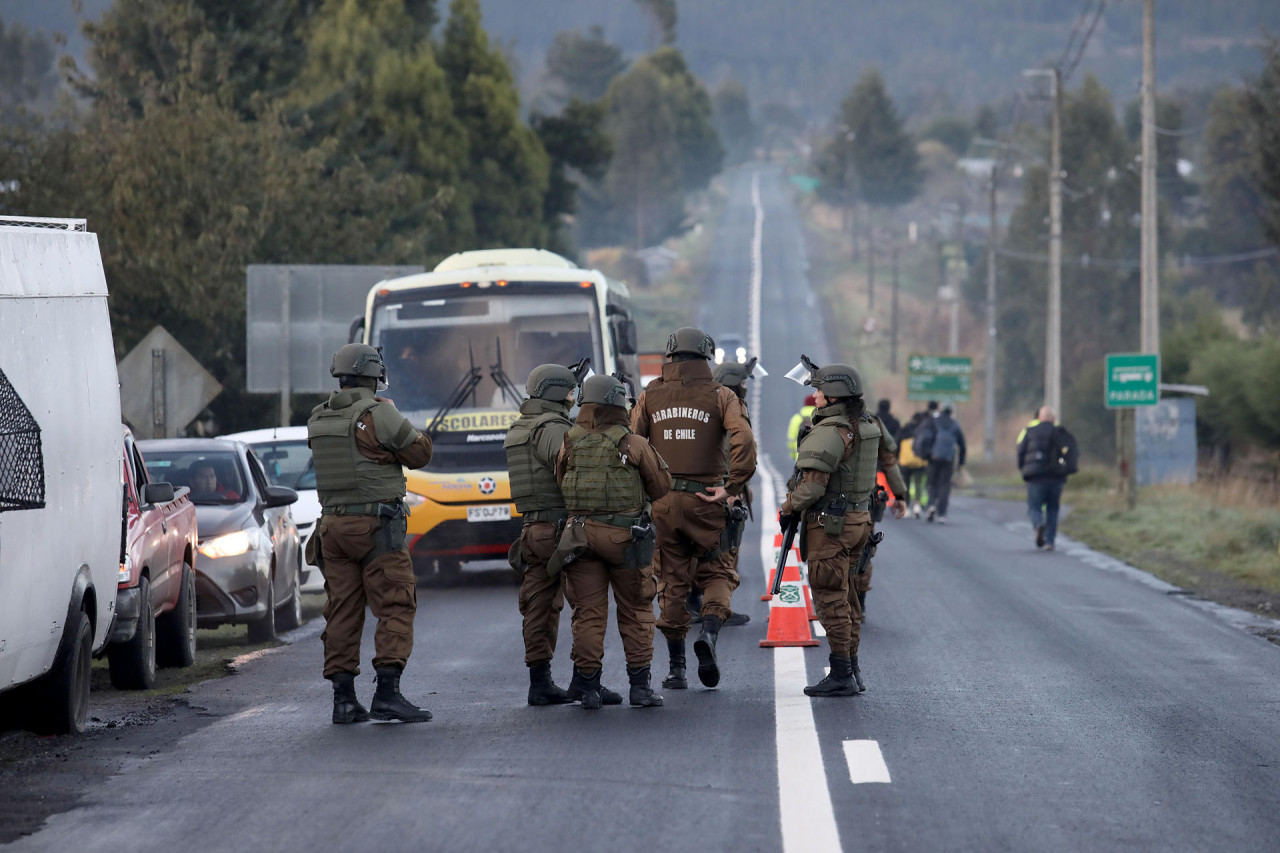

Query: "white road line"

xmin=842 ymin=740 xmax=892 ymax=784
xmin=752 ymin=170 xmax=843 ymax=850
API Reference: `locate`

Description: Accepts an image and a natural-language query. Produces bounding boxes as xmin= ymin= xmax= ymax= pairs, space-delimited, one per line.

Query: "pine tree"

xmin=544 ymin=26 xmax=628 ymax=104
xmin=639 ymin=47 xmax=723 ymax=194
xmin=531 ymin=98 xmax=613 ymax=248
xmin=838 ymin=69 xmax=921 ymax=208
xmin=440 ymin=0 xmax=550 ymax=247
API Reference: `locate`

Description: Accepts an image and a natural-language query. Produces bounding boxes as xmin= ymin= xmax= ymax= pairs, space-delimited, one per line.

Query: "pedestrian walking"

xmin=780 ymin=360 xmax=907 ymax=696
xmin=631 ymin=327 xmax=757 ymax=691
xmin=504 ymin=363 xmax=624 ymax=706
xmin=896 ymin=411 xmax=929 ymax=518
xmin=307 ymin=344 xmax=434 ymax=724
xmin=875 ymin=399 xmax=901 ymax=441
xmin=553 ymin=375 xmax=672 ymax=709
xmin=1017 ymin=405 xmax=1078 ymax=551
xmin=915 ymin=404 xmax=965 ymax=523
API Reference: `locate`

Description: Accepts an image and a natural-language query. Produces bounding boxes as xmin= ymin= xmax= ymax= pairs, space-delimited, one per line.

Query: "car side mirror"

xmin=262 ymin=485 xmax=298 ymax=508
xmin=140 ymin=482 xmax=175 ymax=506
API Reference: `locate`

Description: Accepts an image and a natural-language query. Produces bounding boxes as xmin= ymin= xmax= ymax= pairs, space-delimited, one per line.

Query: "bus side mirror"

xmin=347 ymin=316 xmax=366 ymax=344
xmin=619 ymin=320 xmax=638 ymax=354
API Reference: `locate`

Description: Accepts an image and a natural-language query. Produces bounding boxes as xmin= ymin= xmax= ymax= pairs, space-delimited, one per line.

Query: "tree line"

xmin=0 ymin=1 xmax=738 ymax=432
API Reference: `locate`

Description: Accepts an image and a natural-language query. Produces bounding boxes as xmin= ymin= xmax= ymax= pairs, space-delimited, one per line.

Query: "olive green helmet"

xmin=713 ymin=361 xmax=750 ymax=390
xmin=330 ymin=343 xmax=387 ymax=382
xmin=809 ymin=363 xmax=863 ymax=399
xmin=665 ymin=326 xmax=715 ymax=359
xmin=578 ymin=374 xmax=629 ymax=408
xmin=526 ymin=364 xmax=578 ymax=400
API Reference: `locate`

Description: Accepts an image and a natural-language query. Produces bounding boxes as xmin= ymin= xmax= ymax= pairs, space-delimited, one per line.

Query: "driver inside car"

xmin=189 ymin=461 xmax=240 ymax=501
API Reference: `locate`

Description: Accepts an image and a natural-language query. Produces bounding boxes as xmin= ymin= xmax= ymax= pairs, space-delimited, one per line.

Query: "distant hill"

xmin=477 ymin=0 xmax=1279 ymax=119
xmin=5 ymin=0 xmax=1276 ymax=120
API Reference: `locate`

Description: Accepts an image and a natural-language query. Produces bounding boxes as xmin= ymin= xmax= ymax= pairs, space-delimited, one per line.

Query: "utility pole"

xmin=890 ymin=247 xmax=899 ymax=372
xmin=1047 ymin=67 xmax=1063 ymax=417
xmin=1140 ymin=0 xmax=1159 ymax=357
xmin=983 ymin=165 xmax=999 ymax=461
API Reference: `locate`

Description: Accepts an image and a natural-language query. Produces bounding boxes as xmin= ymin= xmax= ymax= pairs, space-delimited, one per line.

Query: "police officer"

xmin=307 ymin=344 xmax=435 ymax=724
xmin=779 ymin=361 xmax=906 ymax=697
xmin=632 ymin=327 xmax=756 ymax=691
xmin=553 ymin=375 xmax=672 ymax=709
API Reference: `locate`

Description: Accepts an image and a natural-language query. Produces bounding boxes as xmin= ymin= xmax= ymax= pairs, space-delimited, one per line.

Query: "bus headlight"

xmin=714 ymin=347 xmax=725 ymax=364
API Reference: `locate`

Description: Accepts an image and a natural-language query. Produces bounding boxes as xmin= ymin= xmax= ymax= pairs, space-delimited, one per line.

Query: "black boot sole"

xmin=370 ymin=708 xmax=433 ymax=723
xmin=803 ymin=684 xmax=859 ymax=697
xmin=693 ymin=637 xmax=720 ymax=688
xmin=662 ymin=675 xmax=688 ymax=689
xmin=332 ymin=711 xmax=370 ymax=724
xmin=528 ymin=690 xmax=574 ymax=706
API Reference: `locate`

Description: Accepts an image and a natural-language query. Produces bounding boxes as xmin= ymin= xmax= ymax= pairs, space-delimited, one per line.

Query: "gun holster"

xmin=624 ymin=520 xmax=656 ymax=570
xmin=818 ymin=496 xmax=849 ymax=538
xmin=304 ymin=525 xmax=324 ymax=572
xmin=722 ymin=501 xmax=749 ymax=552
xmin=359 ymin=502 xmax=409 ymax=569
xmin=869 ymin=486 xmax=888 ymax=524
xmin=854 ymin=530 xmax=885 ymax=576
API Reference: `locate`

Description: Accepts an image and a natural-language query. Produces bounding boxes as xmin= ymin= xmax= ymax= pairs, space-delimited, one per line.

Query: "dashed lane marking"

xmin=842 ymin=740 xmax=892 ymax=784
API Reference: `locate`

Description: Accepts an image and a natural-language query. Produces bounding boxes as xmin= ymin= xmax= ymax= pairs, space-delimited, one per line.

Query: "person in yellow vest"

xmin=786 ymin=393 xmax=817 ymax=461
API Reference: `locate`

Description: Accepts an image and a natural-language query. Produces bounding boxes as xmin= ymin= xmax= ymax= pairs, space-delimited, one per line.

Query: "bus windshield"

xmin=371 ymin=290 xmax=601 ymax=419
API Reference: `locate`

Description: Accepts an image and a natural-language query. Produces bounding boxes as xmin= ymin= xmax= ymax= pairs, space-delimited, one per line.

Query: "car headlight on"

xmin=403 ymin=491 xmax=427 ymax=509
xmin=736 ymin=346 xmax=747 ymax=362
xmin=714 ymin=347 xmax=725 ymax=364
xmin=199 ymin=530 xmax=254 ymax=559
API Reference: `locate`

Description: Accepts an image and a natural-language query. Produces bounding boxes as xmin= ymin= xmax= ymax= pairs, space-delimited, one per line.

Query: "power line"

xmin=1059 ymin=0 xmax=1108 ymax=84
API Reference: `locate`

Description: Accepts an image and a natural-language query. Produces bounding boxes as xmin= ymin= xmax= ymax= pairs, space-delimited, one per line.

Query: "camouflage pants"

xmin=318 ymin=514 xmax=417 ymax=679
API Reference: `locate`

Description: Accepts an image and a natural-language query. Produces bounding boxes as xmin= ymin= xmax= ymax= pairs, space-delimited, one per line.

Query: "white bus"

xmin=0 ymin=216 xmax=124 ymax=733
xmin=351 ymin=249 xmax=640 ymax=580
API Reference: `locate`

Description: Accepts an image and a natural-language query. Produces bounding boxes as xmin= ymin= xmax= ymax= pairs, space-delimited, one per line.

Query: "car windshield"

xmin=142 ymin=449 xmax=248 ymax=506
xmin=250 ymin=440 xmax=315 ymax=491
xmin=371 ymin=290 xmax=601 ymax=422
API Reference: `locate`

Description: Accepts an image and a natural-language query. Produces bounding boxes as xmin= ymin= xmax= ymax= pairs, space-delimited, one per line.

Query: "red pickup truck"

xmin=107 ymin=428 xmax=200 ymax=689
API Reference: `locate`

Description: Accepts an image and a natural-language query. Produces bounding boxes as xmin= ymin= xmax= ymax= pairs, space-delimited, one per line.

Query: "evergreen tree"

xmin=639 ymin=47 xmax=723 ymax=193
xmin=1246 ymin=37 xmax=1280 ymax=249
xmin=713 ymin=78 xmax=755 ymax=165
xmin=440 ymin=0 xmax=551 ymax=247
xmin=634 ymin=0 xmax=677 ymax=47
xmin=292 ymin=0 xmax=467 ymax=257
xmin=837 ymin=69 xmax=921 ymax=208
xmin=0 ymin=14 xmax=58 ymax=121
xmin=544 ymin=26 xmax=628 ymax=104
xmin=531 ymin=98 xmax=613 ymax=249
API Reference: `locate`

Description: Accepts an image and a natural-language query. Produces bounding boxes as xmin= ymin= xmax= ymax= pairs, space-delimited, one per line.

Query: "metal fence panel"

xmin=1136 ymin=397 xmax=1197 ymax=486
xmin=247 ymin=265 xmax=423 ymax=394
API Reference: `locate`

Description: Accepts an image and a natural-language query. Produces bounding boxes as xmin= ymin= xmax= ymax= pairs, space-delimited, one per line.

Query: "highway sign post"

xmin=1105 ymin=353 xmax=1159 ymax=408
xmin=907 ymin=354 xmax=972 ymax=403
xmin=1105 ymin=352 xmax=1160 ymax=510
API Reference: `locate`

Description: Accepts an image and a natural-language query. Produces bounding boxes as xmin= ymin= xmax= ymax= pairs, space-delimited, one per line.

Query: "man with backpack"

xmin=1016 ymin=406 xmax=1078 ymax=551
xmin=914 ymin=404 xmax=965 ymax=523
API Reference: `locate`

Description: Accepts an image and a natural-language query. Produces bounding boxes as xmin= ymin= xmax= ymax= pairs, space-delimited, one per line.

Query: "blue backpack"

xmin=927 ymin=418 xmax=959 ymax=461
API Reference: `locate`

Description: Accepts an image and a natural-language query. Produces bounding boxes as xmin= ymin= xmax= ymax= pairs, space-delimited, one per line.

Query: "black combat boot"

xmin=627 ymin=665 xmax=664 ymax=707
xmin=330 ymin=672 xmax=369 ymax=724
xmin=567 ymin=669 xmax=622 ymax=705
xmin=693 ymin=615 xmax=722 ymax=688
xmin=370 ymin=666 xmax=433 ymax=722
xmin=724 ymin=611 xmax=750 ymax=627
xmin=803 ymin=655 xmax=858 ymax=697
xmin=527 ymin=661 xmax=573 ymax=706
xmin=662 ymin=638 xmax=687 ymax=690
xmin=851 ymin=654 xmax=866 ymax=694
xmin=686 ymin=588 xmax=703 ymax=623
xmin=568 ymin=666 xmax=603 ymax=710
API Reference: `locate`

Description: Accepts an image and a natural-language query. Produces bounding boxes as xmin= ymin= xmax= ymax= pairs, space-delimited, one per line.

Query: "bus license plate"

xmin=466 ymin=505 xmax=512 ymax=523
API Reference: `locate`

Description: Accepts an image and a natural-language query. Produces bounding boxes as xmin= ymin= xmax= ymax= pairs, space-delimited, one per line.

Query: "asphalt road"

xmin=10 ymin=167 xmax=1280 ymax=852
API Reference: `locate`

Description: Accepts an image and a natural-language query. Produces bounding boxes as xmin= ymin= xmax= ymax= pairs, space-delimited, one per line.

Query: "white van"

xmin=0 ymin=216 xmax=124 ymax=734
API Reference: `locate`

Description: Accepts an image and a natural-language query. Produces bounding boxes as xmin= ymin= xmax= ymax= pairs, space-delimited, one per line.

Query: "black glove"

xmin=778 ymin=511 xmax=797 ymax=532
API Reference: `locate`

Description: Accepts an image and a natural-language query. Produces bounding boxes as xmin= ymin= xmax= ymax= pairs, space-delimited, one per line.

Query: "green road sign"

xmin=907 ymin=354 xmax=972 ymax=402
xmin=1105 ymin=353 xmax=1159 ymax=408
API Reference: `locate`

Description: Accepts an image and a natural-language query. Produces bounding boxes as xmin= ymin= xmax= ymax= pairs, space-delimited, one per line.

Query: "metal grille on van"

xmin=425 ymin=443 xmax=509 ymax=473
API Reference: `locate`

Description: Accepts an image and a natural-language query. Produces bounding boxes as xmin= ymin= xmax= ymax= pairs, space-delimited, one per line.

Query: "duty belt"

xmin=521 ymin=508 xmax=568 ymax=525
xmin=573 ymin=511 xmax=645 ymax=528
xmin=322 ymin=500 xmax=403 ymax=516
xmin=670 ymin=477 xmax=720 ymax=495
xmin=813 ymin=498 xmax=871 ymax=513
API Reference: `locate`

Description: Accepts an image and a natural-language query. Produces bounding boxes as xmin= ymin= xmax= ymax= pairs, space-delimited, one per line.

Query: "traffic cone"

xmin=760 ymin=559 xmax=820 ymax=648
xmin=763 ymin=537 xmax=802 ymax=601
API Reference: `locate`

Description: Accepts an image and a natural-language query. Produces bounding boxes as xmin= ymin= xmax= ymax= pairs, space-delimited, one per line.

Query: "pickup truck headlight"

xmin=199 ymin=530 xmax=254 ymax=560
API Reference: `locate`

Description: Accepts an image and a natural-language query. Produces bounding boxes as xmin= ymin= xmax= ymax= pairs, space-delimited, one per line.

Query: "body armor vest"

xmin=504 ymin=402 xmax=570 ymax=514
xmin=560 ymin=424 xmax=645 ymax=514
xmin=307 ymin=388 xmax=408 ymax=506
xmin=641 ymin=361 xmax=727 ymax=479
xmin=804 ymin=411 xmax=881 ymax=505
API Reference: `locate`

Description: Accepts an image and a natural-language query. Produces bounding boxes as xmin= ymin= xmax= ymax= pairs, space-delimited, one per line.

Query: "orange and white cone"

xmin=762 ymin=536 xmax=802 ymax=601
xmin=760 ymin=559 xmax=820 ymax=648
